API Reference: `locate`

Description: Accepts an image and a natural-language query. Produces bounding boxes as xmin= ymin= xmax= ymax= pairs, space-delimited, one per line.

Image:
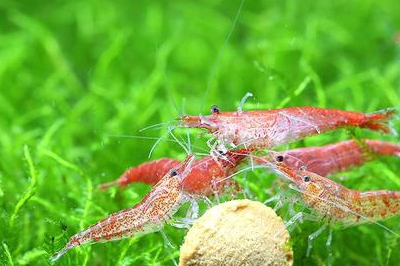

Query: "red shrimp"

xmin=99 ymin=148 xmax=253 ymax=196
xmin=182 ymin=148 xmax=253 ymax=195
xmin=181 ymin=106 xmax=397 ymax=149
xmin=99 ymin=158 xmax=180 ymax=189
xmin=270 ymin=157 xmax=400 ymax=226
xmin=259 ymin=139 xmax=400 ymax=176
xmin=50 ymin=155 xmax=195 ymax=261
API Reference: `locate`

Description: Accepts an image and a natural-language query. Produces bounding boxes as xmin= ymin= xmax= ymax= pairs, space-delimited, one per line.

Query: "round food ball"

xmin=179 ymin=199 xmax=293 ymax=266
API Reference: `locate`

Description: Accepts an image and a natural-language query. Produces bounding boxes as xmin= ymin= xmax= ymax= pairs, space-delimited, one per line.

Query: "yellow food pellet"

xmin=179 ymin=199 xmax=293 ymax=266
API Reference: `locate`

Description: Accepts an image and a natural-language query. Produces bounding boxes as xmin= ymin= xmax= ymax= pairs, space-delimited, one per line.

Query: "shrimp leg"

xmin=326 ymin=228 xmax=333 ymax=266
xmin=186 ymin=199 xmax=199 ymax=219
xmin=280 ymin=211 xmax=319 ymax=234
xmin=307 ymin=224 xmax=328 ymax=257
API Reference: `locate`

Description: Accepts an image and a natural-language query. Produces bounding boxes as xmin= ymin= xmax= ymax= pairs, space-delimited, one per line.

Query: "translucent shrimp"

xmin=268 ymin=156 xmax=400 ymax=265
xmin=270 ymin=156 xmax=400 ymax=227
xmin=50 ymin=155 xmax=195 ymax=261
xmin=181 ymin=106 xmax=397 ymax=149
xmin=258 ymin=139 xmax=400 ymax=176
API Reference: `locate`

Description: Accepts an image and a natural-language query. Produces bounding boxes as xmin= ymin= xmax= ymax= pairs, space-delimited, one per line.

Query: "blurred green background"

xmin=1 ymin=0 xmax=400 ymax=265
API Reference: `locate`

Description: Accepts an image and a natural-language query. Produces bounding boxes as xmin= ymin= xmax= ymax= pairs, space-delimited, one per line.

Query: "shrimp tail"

xmin=98 ymin=158 xmax=180 ymax=190
xmin=49 ymin=241 xmax=78 ymax=262
xmin=49 ymin=225 xmax=98 ymax=261
xmin=98 ymin=180 xmax=120 ymax=190
xmin=98 ymin=172 xmax=132 ymax=190
xmin=362 ymin=108 xmax=398 ymax=135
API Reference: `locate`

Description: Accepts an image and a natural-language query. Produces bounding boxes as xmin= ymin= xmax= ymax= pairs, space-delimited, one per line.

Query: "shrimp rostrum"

xmin=51 ymin=155 xmax=196 ymax=261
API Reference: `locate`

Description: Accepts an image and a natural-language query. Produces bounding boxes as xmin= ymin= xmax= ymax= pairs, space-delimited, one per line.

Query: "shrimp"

xmin=50 ymin=155 xmax=195 ymax=261
xmin=270 ymin=156 xmax=400 ymax=263
xmin=99 ymin=148 xmax=253 ymax=196
xmin=270 ymin=156 xmax=400 ymax=227
xmin=98 ymin=158 xmax=180 ymax=189
xmin=181 ymin=106 xmax=397 ymax=149
xmin=259 ymin=139 xmax=400 ymax=176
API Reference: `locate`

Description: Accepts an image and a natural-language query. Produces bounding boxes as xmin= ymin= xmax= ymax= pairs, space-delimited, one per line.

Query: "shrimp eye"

xmin=275 ymin=155 xmax=284 ymax=162
xmin=303 ymin=176 xmax=310 ymax=182
xmin=218 ymin=150 xmax=225 ymax=155
xmin=170 ymin=169 xmax=178 ymax=177
xmin=210 ymin=105 xmax=220 ymax=114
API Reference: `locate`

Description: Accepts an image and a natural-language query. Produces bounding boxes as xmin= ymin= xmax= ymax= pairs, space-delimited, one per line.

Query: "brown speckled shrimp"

xmin=99 ymin=148 xmax=253 ymax=196
xmin=50 ymin=155 xmax=195 ymax=261
xmin=181 ymin=106 xmax=397 ymax=149
xmin=259 ymin=139 xmax=400 ymax=176
xmin=270 ymin=157 xmax=400 ymax=227
xmin=269 ymin=157 xmax=400 ymax=262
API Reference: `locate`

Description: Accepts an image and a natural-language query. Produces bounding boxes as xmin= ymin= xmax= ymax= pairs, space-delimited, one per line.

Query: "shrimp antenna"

xmin=186 ymin=130 xmax=192 ymax=154
xmin=105 ymin=134 xmax=209 ymax=153
xmin=163 ymin=71 xmax=194 ymax=155
xmin=215 ymin=163 xmax=273 ymax=185
xmin=168 ymin=127 xmax=205 ymax=159
xmin=163 ymin=71 xmax=181 ymax=117
xmin=139 ymin=120 xmax=177 ymax=132
xmin=148 ymin=124 xmax=208 ymax=159
xmin=168 ymin=127 xmax=190 ymax=155
xmin=200 ymin=0 xmax=245 ymax=112
xmin=148 ymin=128 xmax=176 ymax=158
xmin=173 ymin=129 xmax=193 ymax=155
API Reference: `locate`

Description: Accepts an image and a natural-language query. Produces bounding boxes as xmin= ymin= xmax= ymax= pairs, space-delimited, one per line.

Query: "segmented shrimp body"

xmin=99 ymin=158 xmax=180 ymax=189
xmin=51 ymin=155 xmax=195 ymax=261
xmin=266 ymin=139 xmax=400 ymax=176
xmin=273 ymin=161 xmax=400 ymax=226
xmin=181 ymin=106 xmax=396 ymax=148
xmin=99 ymin=149 xmax=253 ymax=196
